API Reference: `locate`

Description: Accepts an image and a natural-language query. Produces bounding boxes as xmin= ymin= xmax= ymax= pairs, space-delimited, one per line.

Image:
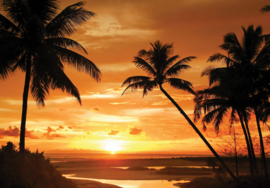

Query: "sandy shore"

xmin=55 ymin=158 xmax=214 ymax=188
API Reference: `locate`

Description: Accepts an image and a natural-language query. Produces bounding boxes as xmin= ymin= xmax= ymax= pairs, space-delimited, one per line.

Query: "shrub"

xmin=0 ymin=142 xmax=76 ymax=188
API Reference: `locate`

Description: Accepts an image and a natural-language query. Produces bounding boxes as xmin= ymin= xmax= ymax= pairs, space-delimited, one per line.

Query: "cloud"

xmin=57 ymin=126 xmax=64 ymax=130
xmin=25 ymin=129 xmax=39 ymax=139
xmin=84 ymin=14 xmax=155 ymax=38
xmin=81 ymin=93 xmax=118 ymax=99
xmin=152 ymin=101 xmax=168 ymax=106
xmin=92 ymin=106 xmax=102 ymax=112
xmin=0 ymin=108 xmax=14 ymax=112
xmin=87 ymin=114 xmax=138 ymax=122
xmin=110 ymin=102 xmax=129 ymax=105
xmin=108 ymin=129 xmax=119 ymax=135
xmin=43 ymin=126 xmax=66 ymax=140
xmin=129 ymin=127 xmax=142 ymax=135
xmin=0 ymin=126 xmax=38 ymax=139
xmin=0 ymin=126 xmax=19 ymax=138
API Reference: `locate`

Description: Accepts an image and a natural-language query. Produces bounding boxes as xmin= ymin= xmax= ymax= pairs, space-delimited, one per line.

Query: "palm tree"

xmin=194 ymin=82 xmax=256 ymax=176
xmin=199 ymin=25 xmax=270 ymax=177
xmin=122 ymin=40 xmax=237 ymax=181
xmin=0 ymin=0 xmax=101 ymax=153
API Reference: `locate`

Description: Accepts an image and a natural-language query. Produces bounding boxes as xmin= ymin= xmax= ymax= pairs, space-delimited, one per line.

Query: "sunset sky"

xmin=0 ymin=0 xmax=270 ymax=154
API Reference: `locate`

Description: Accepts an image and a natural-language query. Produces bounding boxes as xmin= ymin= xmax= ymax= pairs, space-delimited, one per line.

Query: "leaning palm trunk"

xmin=237 ymin=110 xmax=255 ymax=177
xmin=244 ymin=118 xmax=258 ymax=174
xmin=20 ymin=60 xmax=31 ymax=153
xmin=159 ymin=84 xmax=238 ymax=182
xmin=254 ymin=107 xmax=268 ymax=177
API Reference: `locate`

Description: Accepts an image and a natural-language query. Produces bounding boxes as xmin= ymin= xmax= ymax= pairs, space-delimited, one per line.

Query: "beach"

xmin=55 ymin=158 xmax=215 ymax=188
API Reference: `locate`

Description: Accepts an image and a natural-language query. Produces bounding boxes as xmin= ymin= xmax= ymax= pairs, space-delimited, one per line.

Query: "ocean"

xmin=44 ymin=153 xmax=208 ymax=162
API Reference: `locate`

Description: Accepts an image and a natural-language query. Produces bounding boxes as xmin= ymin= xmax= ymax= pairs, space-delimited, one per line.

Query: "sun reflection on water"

xmin=64 ymin=174 xmax=190 ymax=188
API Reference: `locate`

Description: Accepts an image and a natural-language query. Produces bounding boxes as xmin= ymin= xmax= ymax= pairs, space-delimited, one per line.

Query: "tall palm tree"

xmin=0 ymin=0 xmax=101 ymax=153
xmin=199 ymin=25 xmax=270 ymax=177
xmin=122 ymin=40 xmax=237 ymax=181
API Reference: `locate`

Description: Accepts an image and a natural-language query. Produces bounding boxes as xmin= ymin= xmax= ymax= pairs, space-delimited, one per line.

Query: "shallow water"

xmin=113 ymin=166 xmax=212 ymax=170
xmin=64 ymin=174 xmax=190 ymax=188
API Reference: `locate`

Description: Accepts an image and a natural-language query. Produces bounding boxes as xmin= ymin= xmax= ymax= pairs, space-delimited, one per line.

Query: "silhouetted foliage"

xmin=182 ymin=176 xmax=270 ymax=188
xmin=0 ymin=0 xmax=101 ymax=153
xmin=195 ymin=25 xmax=270 ymax=177
xmin=122 ymin=40 xmax=237 ymax=181
xmin=0 ymin=142 xmax=76 ymax=188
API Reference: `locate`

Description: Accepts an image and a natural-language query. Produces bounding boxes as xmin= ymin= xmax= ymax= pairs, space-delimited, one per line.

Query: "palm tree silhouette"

xmin=194 ymin=81 xmax=256 ymax=176
xmin=0 ymin=0 xmax=101 ymax=153
xmin=197 ymin=25 xmax=270 ymax=177
xmin=122 ymin=40 xmax=237 ymax=181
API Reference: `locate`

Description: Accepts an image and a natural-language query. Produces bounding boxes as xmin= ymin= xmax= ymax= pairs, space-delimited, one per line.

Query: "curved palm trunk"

xmin=254 ymin=107 xmax=268 ymax=178
xmin=244 ymin=118 xmax=258 ymax=174
xmin=159 ymin=84 xmax=238 ymax=182
xmin=237 ymin=110 xmax=254 ymax=177
xmin=19 ymin=60 xmax=31 ymax=153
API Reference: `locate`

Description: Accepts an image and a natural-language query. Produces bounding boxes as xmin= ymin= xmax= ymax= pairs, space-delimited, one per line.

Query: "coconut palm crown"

xmin=0 ymin=0 xmax=101 ymax=152
xmin=122 ymin=40 xmax=196 ymax=96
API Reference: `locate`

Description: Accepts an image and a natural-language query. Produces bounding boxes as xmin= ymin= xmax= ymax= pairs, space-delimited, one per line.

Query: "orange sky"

xmin=0 ymin=0 xmax=270 ymax=154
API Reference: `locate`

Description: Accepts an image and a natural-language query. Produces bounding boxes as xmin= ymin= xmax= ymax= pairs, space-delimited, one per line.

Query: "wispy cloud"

xmin=84 ymin=15 xmax=155 ymax=38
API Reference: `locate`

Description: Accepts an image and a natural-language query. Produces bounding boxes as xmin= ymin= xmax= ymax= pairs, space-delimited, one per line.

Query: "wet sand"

xmin=55 ymin=158 xmax=214 ymax=188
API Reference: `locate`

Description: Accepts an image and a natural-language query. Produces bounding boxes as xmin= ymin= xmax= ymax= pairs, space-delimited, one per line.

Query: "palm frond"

xmin=12 ymin=52 xmax=27 ymax=72
xmin=51 ymin=45 xmax=101 ymax=81
xmin=0 ymin=37 xmax=25 ymax=78
xmin=46 ymin=1 xmax=95 ymax=37
xmin=27 ymin=0 xmax=58 ymax=23
xmin=49 ymin=65 xmax=81 ymax=105
xmin=142 ymin=81 xmax=157 ymax=97
xmin=122 ymin=76 xmax=151 ymax=87
xmin=207 ymin=53 xmax=236 ymax=67
xmin=45 ymin=37 xmax=87 ymax=54
xmin=201 ymin=107 xmax=220 ymax=126
xmin=165 ymin=56 xmax=195 ymax=77
xmin=261 ymin=5 xmax=270 ymax=13
xmin=220 ymin=33 xmax=245 ymax=62
xmin=229 ymin=109 xmax=239 ymax=124
xmin=0 ymin=14 xmax=20 ymax=33
xmin=31 ymin=63 xmax=50 ymax=106
xmin=133 ymin=56 xmax=156 ymax=76
xmin=213 ymin=107 xmax=228 ymax=133
xmin=32 ymin=46 xmax=81 ymax=105
xmin=162 ymin=55 xmax=179 ymax=74
xmin=167 ymin=78 xmax=195 ymax=95
xmin=149 ymin=41 xmax=173 ymax=72
xmin=254 ymin=38 xmax=270 ymax=69
xmin=241 ymin=25 xmax=263 ymax=62
xmin=122 ymin=80 xmax=150 ymax=95
xmin=202 ymin=106 xmax=228 ymax=134
xmin=2 ymin=0 xmax=25 ymax=26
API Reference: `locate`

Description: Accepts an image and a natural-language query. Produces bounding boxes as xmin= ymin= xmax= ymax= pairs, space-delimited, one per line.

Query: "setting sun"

xmin=103 ymin=139 xmax=122 ymax=154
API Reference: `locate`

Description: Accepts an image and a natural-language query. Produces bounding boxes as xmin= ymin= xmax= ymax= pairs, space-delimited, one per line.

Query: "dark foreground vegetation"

xmin=0 ymin=142 xmax=76 ymax=188
xmin=180 ymin=176 xmax=270 ymax=188
xmin=179 ymin=157 xmax=270 ymax=188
